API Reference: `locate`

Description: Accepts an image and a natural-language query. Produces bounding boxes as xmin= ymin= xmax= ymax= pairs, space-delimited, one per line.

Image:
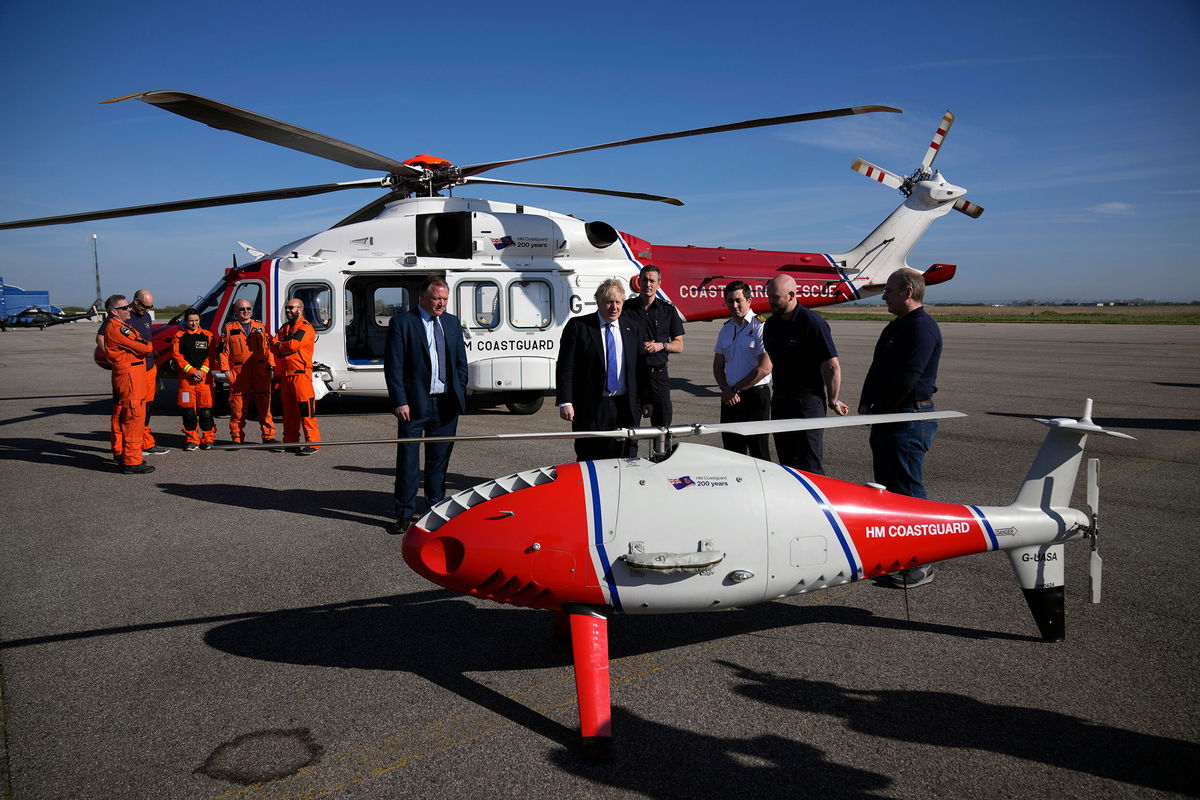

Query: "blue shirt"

xmin=417 ymin=306 xmax=446 ymax=395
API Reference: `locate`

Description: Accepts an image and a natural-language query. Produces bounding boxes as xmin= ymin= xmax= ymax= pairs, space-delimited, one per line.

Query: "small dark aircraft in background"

xmin=0 ymin=304 xmax=99 ymax=331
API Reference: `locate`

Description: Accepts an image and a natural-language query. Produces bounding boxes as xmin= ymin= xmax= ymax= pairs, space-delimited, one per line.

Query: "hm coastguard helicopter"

xmin=1 ymin=94 xmax=983 ymax=413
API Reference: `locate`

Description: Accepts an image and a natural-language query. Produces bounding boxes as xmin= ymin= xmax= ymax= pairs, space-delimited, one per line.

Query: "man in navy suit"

xmin=556 ymin=278 xmax=648 ymax=461
xmin=385 ymin=276 xmax=469 ymax=535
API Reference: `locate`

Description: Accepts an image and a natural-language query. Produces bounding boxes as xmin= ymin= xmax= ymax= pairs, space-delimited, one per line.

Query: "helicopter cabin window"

xmin=457 ymin=281 xmax=500 ymax=329
xmin=287 ymin=283 xmax=333 ymax=332
xmin=508 ymin=280 xmax=552 ymax=329
xmin=224 ymin=282 xmax=263 ymax=324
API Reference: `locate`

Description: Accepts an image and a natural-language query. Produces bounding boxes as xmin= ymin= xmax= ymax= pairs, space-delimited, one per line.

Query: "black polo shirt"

xmin=762 ymin=305 xmax=837 ymax=396
xmin=621 ymin=298 xmax=684 ymax=368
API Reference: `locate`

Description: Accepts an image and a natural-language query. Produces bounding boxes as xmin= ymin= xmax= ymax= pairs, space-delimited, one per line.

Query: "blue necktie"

xmin=605 ymin=323 xmax=619 ymax=394
xmin=433 ymin=316 xmax=447 ymax=385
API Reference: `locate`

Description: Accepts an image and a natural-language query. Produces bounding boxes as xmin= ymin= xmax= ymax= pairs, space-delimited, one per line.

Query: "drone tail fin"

xmin=1003 ymin=400 xmax=1132 ymax=641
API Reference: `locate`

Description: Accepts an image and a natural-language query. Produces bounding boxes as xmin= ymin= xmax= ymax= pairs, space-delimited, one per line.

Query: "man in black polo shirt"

xmin=762 ymin=275 xmax=848 ymax=475
xmin=621 ymin=265 xmax=685 ymax=427
xmin=859 ymin=268 xmax=943 ymax=587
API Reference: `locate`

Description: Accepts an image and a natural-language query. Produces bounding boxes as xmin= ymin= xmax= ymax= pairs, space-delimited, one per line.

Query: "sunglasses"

xmin=112 ymin=305 xmax=130 ymax=311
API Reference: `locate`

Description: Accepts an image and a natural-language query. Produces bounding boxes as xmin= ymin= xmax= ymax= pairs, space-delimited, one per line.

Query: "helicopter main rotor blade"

xmin=330 ymin=189 xmax=408 ymax=229
xmin=460 ymin=177 xmax=683 ymax=206
xmin=103 ymin=91 xmax=423 ymax=176
xmin=0 ymin=179 xmax=386 ymax=230
xmin=458 ymin=105 xmax=902 ymax=178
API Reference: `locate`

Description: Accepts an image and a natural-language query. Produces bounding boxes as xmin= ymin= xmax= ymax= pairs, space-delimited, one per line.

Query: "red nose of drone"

xmin=401 ymin=462 xmax=606 ymax=610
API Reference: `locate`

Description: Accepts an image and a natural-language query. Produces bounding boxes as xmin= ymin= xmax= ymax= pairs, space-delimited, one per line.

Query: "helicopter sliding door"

xmin=343 ymin=276 xmax=424 ymax=367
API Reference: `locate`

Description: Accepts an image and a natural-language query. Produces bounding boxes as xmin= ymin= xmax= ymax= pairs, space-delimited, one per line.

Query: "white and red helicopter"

xmin=231 ymin=401 xmax=1129 ymax=755
xmin=1 ymin=94 xmax=981 ymax=413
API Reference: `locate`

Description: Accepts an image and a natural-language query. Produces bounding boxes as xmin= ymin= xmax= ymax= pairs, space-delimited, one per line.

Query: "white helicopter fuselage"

xmin=190 ymin=195 xmax=643 ymax=409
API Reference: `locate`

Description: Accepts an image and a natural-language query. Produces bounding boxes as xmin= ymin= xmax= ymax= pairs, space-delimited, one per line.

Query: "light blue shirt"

xmin=417 ymin=306 xmax=446 ymax=396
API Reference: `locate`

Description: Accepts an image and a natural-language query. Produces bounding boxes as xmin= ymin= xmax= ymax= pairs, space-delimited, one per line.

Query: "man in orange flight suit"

xmin=172 ymin=308 xmax=219 ymax=451
xmin=218 ymin=299 xmax=278 ymax=445
xmin=271 ymin=298 xmax=321 ymax=455
xmin=102 ymin=294 xmax=155 ymax=474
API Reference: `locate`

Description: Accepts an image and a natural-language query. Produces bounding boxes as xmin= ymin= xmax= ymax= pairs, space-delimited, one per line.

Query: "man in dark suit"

xmin=556 ymin=278 xmax=648 ymax=461
xmin=385 ymin=276 xmax=469 ymax=534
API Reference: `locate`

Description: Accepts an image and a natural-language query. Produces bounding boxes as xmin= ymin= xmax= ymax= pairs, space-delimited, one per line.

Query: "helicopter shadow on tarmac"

xmin=199 ymin=590 xmax=1037 ymax=756
xmin=718 ymin=660 xmax=1199 ymax=796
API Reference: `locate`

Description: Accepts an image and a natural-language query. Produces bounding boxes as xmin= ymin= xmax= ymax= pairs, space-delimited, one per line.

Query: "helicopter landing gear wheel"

xmin=504 ymin=391 xmax=545 ymax=415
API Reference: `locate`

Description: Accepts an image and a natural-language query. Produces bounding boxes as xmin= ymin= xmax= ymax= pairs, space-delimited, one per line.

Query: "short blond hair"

xmin=594 ymin=278 xmax=627 ymax=303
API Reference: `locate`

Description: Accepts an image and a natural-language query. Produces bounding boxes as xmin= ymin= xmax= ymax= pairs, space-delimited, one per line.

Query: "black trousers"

xmin=644 ymin=367 xmax=672 ymax=427
xmin=573 ymin=395 xmax=636 ymax=461
xmin=772 ymin=391 xmax=826 ymax=475
xmin=720 ymin=384 xmax=771 ymax=461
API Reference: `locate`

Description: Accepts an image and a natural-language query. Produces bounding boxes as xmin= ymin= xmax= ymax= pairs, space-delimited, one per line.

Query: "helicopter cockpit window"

xmin=288 ymin=283 xmax=332 ymax=332
xmin=192 ymin=279 xmax=227 ymax=331
xmin=224 ymin=282 xmax=263 ymax=324
xmin=457 ymin=281 xmax=500 ymax=329
xmin=509 ymin=280 xmax=552 ymax=329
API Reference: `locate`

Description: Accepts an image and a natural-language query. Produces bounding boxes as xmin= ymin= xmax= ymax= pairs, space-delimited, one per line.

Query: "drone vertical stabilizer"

xmin=1002 ymin=400 xmax=1132 ymax=641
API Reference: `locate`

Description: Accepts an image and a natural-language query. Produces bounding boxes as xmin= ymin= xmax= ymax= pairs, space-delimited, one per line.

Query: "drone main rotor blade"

xmin=103 ymin=91 xmax=423 ymax=176
xmin=0 ymin=179 xmax=386 ymax=230
xmin=215 ymin=410 xmax=964 ymax=450
xmin=459 ymin=105 xmax=902 ymax=178
xmin=460 ymin=177 xmax=683 ymax=206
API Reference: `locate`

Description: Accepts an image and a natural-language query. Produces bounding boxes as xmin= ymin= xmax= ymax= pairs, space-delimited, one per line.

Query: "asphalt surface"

xmin=1 ymin=319 xmax=1197 ymax=799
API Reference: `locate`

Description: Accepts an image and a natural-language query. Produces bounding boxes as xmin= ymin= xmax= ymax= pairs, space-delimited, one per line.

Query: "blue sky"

xmin=1 ymin=0 xmax=1196 ymax=305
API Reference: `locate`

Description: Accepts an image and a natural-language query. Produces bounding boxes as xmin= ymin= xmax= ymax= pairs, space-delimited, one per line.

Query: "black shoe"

xmin=121 ymin=463 xmax=156 ymax=475
xmin=199 ymin=441 xmax=214 ymax=451
xmin=270 ymin=441 xmax=289 ymax=452
xmin=183 ymin=442 xmax=199 ymax=452
xmin=143 ymin=445 xmax=170 ymax=455
xmin=297 ymin=446 xmax=318 ymax=456
xmin=262 ymin=438 xmax=280 ymax=447
xmin=388 ymin=517 xmax=416 ymax=536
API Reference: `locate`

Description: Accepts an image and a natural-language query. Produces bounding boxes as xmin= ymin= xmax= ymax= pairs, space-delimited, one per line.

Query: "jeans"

xmin=869 ymin=401 xmax=937 ymax=498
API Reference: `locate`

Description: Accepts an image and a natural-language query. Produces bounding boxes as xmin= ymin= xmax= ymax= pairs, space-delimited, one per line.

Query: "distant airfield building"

xmin=0 ymin=277 xmax=60 ymax=318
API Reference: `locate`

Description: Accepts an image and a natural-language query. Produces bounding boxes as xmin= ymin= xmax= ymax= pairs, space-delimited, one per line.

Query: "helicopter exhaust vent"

xmin=416 ymin=212 xmax=472 ymax=259
xmin=418 ymin=466 xmax=558 ymax=531
xmin=585 ymin=221 xmax=619 ymax=249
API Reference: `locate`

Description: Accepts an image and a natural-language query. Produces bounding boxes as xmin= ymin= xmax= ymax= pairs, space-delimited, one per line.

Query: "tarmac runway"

xmin=1 ymin=319 xmax=1197 ymax=799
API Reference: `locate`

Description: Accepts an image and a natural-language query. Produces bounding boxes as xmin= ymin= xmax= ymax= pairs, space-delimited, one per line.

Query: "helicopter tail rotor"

xmin=850 ymin=109 xmax=985 ymax=218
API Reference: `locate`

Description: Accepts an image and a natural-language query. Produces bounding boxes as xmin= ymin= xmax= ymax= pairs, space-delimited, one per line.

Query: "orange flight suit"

xmin=103 ymin=316 xmax=151 ymax=466
xmin=219 ymin=318 xmax=276 ymax=443
xmin=271 ymin=315 xmax=321 ymax=447
xmin=172 ymin=327 xmax=219 ymax=446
